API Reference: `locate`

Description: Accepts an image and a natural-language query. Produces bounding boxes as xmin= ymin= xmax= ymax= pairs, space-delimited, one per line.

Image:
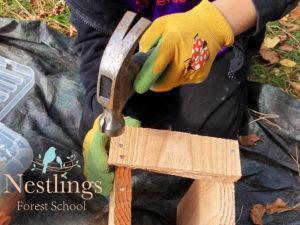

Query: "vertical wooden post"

xmin=177 ymin=180 xmax=235 ymax=225
xmin=109 ymin=167 xmax=132 ymax=225
xmin=0 ymin=191 xmax=21 ymax=225
xmin=0 ymin=212 xmax=11 ymax=225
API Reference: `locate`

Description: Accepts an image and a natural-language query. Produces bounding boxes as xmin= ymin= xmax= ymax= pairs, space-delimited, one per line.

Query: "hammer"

xmin=97 ymin=12 xmax=151 ymax=137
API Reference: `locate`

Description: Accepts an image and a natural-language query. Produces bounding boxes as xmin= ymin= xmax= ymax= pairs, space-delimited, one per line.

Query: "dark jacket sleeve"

xmin=252 ymin=0 xmax=299 ymax=35
xmin=70 ymin=13 xmax=107 ymax=111
xmin=67 ymin=0 xmax=129 ymax=136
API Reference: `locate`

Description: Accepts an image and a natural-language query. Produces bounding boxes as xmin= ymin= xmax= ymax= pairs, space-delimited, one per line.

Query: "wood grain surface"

xmin=109 ymin=127 xmax=241 ymax=182
xmin=0 ymin=191 xmax=21 ymax=225
xmin=177 ymin=179 xmax=236 ymax=225
xmin=108 ymin=167 xmax=132 ymax=225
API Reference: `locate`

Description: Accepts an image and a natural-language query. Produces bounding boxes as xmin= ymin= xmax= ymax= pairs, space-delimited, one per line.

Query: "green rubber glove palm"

xmin=83 ymin=116 xmax=141 ymax=197
xmin=134 ymin=0 xmax=234 ymax=93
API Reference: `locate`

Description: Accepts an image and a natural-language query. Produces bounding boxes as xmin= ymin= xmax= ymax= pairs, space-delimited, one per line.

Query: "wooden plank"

xmin=0 ymin=212 xmax=11 ymax=225
xmin=109 ymin=127 xmax=241 ymax=182
xmin=0 ymin=191 xmax=21 ymax=225
xmin=177 ymin=180 xmax=236 ymax=225
xmin=108 ymin=167 xmax=132 ymax=225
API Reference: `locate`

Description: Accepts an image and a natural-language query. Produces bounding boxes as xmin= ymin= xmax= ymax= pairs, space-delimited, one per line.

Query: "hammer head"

xmin=97 ymin=12 xmax=151 ymax=137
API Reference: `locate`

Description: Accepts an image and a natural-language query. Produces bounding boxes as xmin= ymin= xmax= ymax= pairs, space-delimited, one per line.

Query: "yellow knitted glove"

xmin=134 ymin=0 xmax=234 ymax=93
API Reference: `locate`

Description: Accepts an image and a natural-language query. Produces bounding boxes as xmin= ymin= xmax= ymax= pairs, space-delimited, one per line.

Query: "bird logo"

xmin=42 ymin=147 xmax=57 ymax=174
xmin=31 ymin=147 xmax=81 ymax=179
xmin=56 ymin=156 xmax=63 ymax=168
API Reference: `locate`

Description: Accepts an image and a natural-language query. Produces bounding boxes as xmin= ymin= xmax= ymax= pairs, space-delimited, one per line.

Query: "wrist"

xmin=192 ymin=0 xmax=235 ymax=47
xmin=212 ymin=0 xmax=257 ymax=35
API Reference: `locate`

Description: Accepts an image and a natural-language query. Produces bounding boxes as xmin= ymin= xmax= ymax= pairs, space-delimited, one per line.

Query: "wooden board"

xmin=177 ymin=180 xmax=235 ymax=225
xmin=109 ymin=127 xmax=241 ymax=182
xmin=0 ymin=212 xmax=11 ymax=225
xmin=0 ymin=191 xmax=21 ymax=225
xmin=108 ymin=167 xmax=132 ymax=225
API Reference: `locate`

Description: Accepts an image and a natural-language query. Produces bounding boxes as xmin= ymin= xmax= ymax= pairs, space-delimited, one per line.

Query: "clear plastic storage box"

xmin=0 ymin=124 xmax=34 ymax=192
xmin=0 ymin=56 xmax=34 ymax=193
xmin=0 ymin=56 xmax=35 ymax=120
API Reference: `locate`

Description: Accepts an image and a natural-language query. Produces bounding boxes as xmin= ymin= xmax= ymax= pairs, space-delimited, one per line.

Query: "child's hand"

xmin=83 ymin=116 xmax=141 ymax=197
xmin=134 ymin=0 xmax=234 ymax=93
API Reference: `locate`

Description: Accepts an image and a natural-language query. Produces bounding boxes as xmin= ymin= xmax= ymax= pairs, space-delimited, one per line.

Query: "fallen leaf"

xmin=290 ymin=82 xmax=300 ymax=95
xmin=279 ymin=44 xmax=294 ymax=52
xmin=30 ymin=0 xmax=38 ymax=6
xmin=18 ymin=9 xmax=32 ymax=20
xmin=250 ymin=199 xmax=300 ymax=225
xmin=290 ymin=7 xmax=300 ymax=20
xmin=238 ymin=134 xmax=261 ymax=146
xmin=250 ymin=204 xmax=265 ymax=225
xmin=266 ymin=198 xmax=292 ymax=214
xmin=280 ymin=14 xmax=290 ymax=22
xmin=52 ymin=1 xmax=66 ymax=16
xmin=263 ymin=37 xmax=281 ymax=49
xmin=280 ymin=59 xmax=297 ymax=68
xmin=288 ymin=24 xmax=300 ymax=32
xmin=259 ymin=48 xmax=280 ymax=64
xmin=287 ymin=24 xmax=300 ymax=32
xmin=278 ymin=21 xmax=300 ymax=32
xmin=37 ymin=12 xmax=49 ymax=19
xmin=69 ymin=25 xmax=77 ymax=37
xmin=279 ymin=20 xmax=290 ymax=27
xmin=278 ymin=34 xmax=288 ymax=42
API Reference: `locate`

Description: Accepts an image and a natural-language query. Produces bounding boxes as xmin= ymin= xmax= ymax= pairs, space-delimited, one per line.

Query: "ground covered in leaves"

xmin=0 ymin=0 xmax=299 ymax=98
xmin=249 ymin=7 xmax=300 ymax=99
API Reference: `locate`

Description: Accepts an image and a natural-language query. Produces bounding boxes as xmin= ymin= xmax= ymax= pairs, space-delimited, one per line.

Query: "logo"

xmin=31 ymin=147 xmax=81 ymax=179
xmin=2 ymin=147 xmax=103 ymax=212
xmin=156 ymin=0 xmax=187 ymax=6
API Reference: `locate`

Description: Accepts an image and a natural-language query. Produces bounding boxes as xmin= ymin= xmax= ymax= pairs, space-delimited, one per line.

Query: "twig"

xmin=48 ymin=18 xmax=70 ymax=29
xmin=269 ymin=24 xmax=300 ymax=46
xmin=246 ymin=115 xmax=281 ymax=130
xmin=236 ymin=205 xmax=244 ymax=224
xmin=295 ymin=144 xmax=300 ymax=176
xmin=281 ymin=29 xmax=300 ymax=46
xmin=250 ymin=109 xmax=279 ymax=118
xmin=288 ymin=147 xmax=300 ymax=176
xmin=248 ymin=110 xmax=282 ymax=130
xmin=293 ymin=201 xmax=300 ymax=210
xmin=11 ymin=11 xmax=26 ymax=20
xmin=14 ymin=0 xmax=34 ymax=18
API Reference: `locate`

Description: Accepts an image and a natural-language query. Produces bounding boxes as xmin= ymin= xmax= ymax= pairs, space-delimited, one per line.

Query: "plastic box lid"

xmin=0 ymin=56 xmax=35 ymax=120
xmin=0 ymin=123 xmax=34 ymax=192
xmin=0 ymin=56 xmax=35 ymax=193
